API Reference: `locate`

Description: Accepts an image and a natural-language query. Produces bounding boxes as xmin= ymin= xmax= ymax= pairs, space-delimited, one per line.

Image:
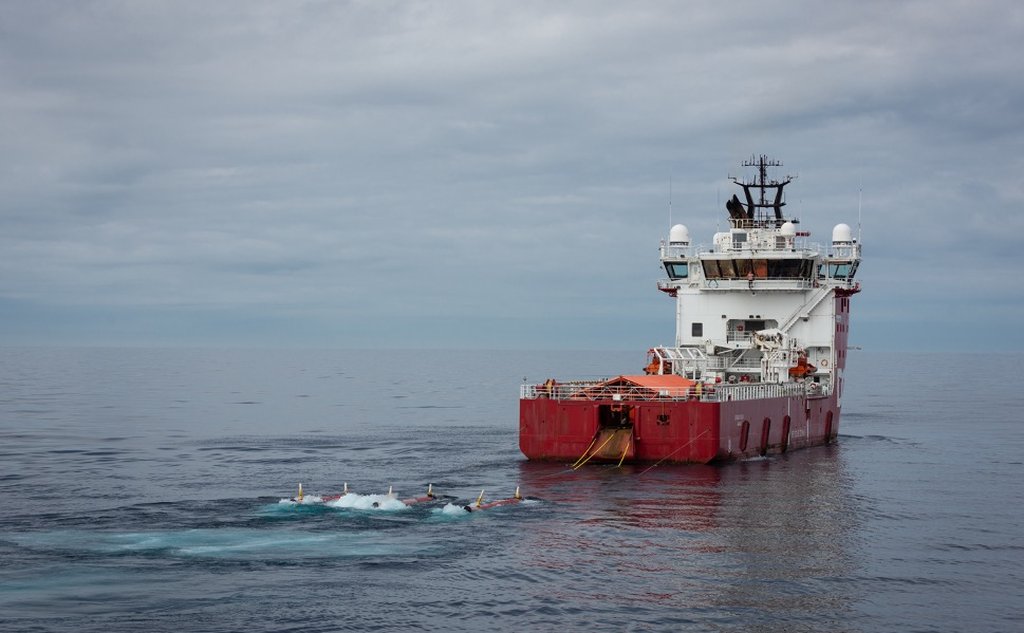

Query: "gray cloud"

xmin=1 ymin=0 xmax=1022 ymax=350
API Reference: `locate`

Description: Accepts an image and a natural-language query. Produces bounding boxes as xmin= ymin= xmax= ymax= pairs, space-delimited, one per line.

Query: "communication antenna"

xmin=668 ymin=175 xmax=673 ymax=229
xmin=858 ymin=186 xmax=863 ymax=242
xmin=716 ymin=186 xmax=721 ymax=233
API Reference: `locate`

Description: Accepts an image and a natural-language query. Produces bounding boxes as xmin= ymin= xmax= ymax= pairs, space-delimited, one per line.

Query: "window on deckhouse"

xmin=702 ymin=258 xmax=813 ymax=280
xmin=664 ymin=262 xmax=688 ymax=279
xmin=818 ymin=262 xmax=859 ymax=280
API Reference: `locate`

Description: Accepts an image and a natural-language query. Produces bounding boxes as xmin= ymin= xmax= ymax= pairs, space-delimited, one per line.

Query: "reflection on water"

xmin=513 ymin=447 xmax=861 ymax=631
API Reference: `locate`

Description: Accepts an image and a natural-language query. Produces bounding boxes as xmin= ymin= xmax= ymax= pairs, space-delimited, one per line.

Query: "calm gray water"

xmin=0 ymin=348 xmax=1021 ymax=632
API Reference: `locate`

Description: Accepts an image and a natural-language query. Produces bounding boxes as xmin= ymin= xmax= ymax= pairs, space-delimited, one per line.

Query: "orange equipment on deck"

xmin=788 ymin=352 xmax=817 ymax=378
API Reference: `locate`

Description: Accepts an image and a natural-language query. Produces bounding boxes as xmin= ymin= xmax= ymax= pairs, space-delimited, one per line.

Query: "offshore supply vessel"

xmin=519 ymin=156 xmax=862 ymax=464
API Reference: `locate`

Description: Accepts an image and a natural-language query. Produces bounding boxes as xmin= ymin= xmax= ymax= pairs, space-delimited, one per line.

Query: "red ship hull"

xmin=519 ymin=392 xmax=839 ymax=464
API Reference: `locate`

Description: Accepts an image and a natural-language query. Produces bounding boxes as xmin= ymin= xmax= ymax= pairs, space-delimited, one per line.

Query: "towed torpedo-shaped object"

xmin=292 ymin=482 xmax=443 ymax=507
xmin=399 ymin=483 xmax=438 ymax=506
xmin=462 ymin=486 xmax=522 ymax=512
xmin=292 ymin=481 xmax=353 ymax=503
xmin=289 ymin=482 xmax=530 ymax=511
xmin=371 ymin=484 xmax=440 ymax=508
xmin=320 ymin=482 xmax=352 ymax=503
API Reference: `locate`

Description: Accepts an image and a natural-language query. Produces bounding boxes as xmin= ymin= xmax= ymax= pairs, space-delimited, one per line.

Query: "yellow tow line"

xmin=572 ymin=432 xmax=619 ymax=471
xmin=570 ymin=433 xmax=600 ymax=470
xmin=616 ymin=437 xmax=632 ymax=468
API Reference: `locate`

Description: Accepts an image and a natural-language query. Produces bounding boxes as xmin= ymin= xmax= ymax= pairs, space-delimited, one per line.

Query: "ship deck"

xmin=521 ymin=378 xmax=823 ymax=403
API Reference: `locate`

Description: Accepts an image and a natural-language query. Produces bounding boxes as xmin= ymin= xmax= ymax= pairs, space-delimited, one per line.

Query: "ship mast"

xmin=725 ymin=154 xmax=794 ymax=229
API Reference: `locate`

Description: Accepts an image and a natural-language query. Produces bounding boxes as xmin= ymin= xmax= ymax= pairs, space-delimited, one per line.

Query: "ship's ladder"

xmin=651 ymin=346 xmax=707 ymax=363
xmin=778 ymin=285 xmax=832 ymax=333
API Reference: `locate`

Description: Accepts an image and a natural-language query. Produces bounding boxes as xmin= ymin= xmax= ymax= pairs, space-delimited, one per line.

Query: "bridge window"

xmin=830 ymin=262 xmax=858 ymax=279
xmin=767 ymin=259 xmax=809 ymax=279
xmin=704 ymin=258 xmax=812 ymax=280
xmin=819 ymin=261 xmax=859 ymax=280
xmin=664 ymin=262 xmax=689 ymax=279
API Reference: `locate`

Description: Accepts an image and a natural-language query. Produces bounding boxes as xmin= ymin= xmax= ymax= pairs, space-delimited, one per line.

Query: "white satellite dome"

xmin=780 ymin=221 xmax=797 ymax=237
xmin=669 ymin=224 xmax=690 ymax=245
xmin=832 ymin=223 xmax=853 ymax=243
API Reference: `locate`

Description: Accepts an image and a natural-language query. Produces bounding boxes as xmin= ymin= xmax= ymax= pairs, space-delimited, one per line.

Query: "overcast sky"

xmin=1 ymin=0 xmax=1021 ymax=351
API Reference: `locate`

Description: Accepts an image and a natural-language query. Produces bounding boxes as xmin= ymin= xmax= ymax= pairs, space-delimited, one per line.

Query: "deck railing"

xmin=702 ymin=278 xmax=817 ymax=291
xmin=521 ymin=380 xmax=822 ymax=403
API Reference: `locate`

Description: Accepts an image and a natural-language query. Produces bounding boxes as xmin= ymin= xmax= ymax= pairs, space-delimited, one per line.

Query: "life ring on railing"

xmin=820 ymin=359 xmax=829 ymax=367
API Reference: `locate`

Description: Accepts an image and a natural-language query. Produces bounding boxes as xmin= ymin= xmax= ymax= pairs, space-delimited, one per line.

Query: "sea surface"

xmin=0 ymin=348 xmax=1021 ymax=632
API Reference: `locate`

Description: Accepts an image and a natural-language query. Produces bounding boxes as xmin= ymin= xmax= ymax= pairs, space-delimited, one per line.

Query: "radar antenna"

xmin=727 ymin=154 xmax=795 ymax=228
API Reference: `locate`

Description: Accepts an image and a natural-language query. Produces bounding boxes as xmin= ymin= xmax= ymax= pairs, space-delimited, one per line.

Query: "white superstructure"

xmin=651 ymin=156 xmax=861 ymax=396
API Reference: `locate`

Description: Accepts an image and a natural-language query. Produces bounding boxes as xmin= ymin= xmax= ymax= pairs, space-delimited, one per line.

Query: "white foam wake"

xmin=439 ymin=502 xmax=471 ymax=516
xmin=325 ymin=493 xmax=408 ymax=511
xmin=276 ymin=492 xmax=409 ymax=511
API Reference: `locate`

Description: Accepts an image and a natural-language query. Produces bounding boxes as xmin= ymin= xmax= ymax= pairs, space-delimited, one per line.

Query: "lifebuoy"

xmin=820 ymin=359 xmax=829 ymax=367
